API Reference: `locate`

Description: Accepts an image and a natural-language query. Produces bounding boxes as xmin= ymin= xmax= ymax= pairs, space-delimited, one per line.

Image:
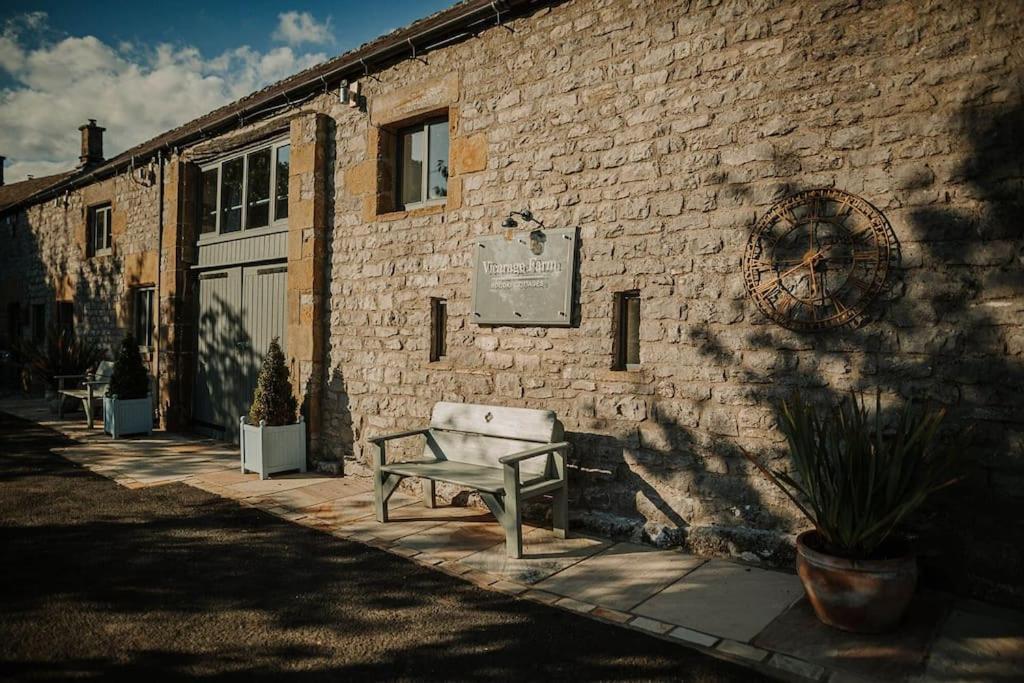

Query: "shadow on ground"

xmin=0 ymin=412 xmax=761 ymax=682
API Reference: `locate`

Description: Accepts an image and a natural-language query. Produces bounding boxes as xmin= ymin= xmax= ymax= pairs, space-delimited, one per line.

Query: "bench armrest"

xmin=83 ymin=380 xmax=109 ymax=387
xmin=368 ymin=428 xmax=429 ymax=445
xmin=499 ymin=441 xmax=570 ymax=465
xmin=53 ymin=374 xmax=87 ymax=380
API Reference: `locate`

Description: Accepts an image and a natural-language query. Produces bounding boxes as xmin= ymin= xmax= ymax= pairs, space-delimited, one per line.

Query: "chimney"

xmin=78 ymin=119 xmax=105 ymax=168
xmin=0 ymin=156 xmax=5 ymax=186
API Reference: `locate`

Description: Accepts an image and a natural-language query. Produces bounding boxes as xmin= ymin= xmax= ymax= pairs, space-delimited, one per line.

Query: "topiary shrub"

xmin=106 ymin=334 xmax=150 ymax=400
xmin=248 ymin=337 xmax=297 ymax=427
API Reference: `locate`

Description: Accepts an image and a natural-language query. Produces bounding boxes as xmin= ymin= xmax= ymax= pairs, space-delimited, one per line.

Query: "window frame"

xmin=133 ymin=286 xmax=156 ymax=350
xmin=612 ymin=290 xmax=641 ymax=371
xmin=87 ymin=203 xmax=113 ymax=257
xmin=429 ymin=297 xmax=447 ymax=363
xmin=395 ymin=116 xmax=449 ymax=211
xmin=198 ymin=138 xmax=290 ymax=240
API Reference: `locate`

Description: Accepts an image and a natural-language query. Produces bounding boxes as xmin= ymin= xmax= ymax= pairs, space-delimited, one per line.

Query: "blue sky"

xmin=0 ymin=1 xmax=452 ymax=181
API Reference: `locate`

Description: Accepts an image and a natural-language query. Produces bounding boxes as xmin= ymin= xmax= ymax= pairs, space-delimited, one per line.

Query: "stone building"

xmin=1 ymin=0 xmax=1022 ymax=605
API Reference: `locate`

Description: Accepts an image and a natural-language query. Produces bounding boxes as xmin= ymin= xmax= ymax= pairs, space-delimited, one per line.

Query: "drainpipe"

xmin=154 ymin=150 xmax=164 ymax=427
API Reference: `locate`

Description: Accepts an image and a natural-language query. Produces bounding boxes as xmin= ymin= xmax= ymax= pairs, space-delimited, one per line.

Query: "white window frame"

xmin=88 ymin=204 xmax=113 ymax=256
xmin=396 ymin=116 xmax=449 ymax=210
xmin=198 ymin=138 xmax=290 ymax=240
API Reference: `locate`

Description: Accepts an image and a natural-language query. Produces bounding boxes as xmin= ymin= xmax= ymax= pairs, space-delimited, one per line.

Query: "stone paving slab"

xmin=754 ymin=593 xmax=950 ymax=681
xmin=534 ymin=542 xmax=705 ymax=612
xmin=459 ymin=528 xmax=611 ymax=584
xmin=342 ymin=504 xmax=494 ymax=542
xmin=222 ymin=473 xmax=332 ymax=498
xmin=633 ymin=559 xmax=804 ymax=643
xmin=252 ymin=478 xmax=367 ymax=511
xmin=394 ymin=520 xmax=506 ymax=562
xmin=303 ymin=490 xmax=417 ymax=526
xmin=911 ymin=599 xmax=1024 ymax=682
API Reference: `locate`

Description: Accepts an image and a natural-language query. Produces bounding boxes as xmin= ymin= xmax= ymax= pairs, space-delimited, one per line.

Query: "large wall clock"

xmin=742 ymin=188 xmax=898 ymax=332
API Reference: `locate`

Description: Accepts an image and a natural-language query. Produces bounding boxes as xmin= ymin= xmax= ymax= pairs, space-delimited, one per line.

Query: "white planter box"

xmin=103 ymin=395 xmax=154 ymax=438
xmin=240 ymin=416 xmax=307 ymax=480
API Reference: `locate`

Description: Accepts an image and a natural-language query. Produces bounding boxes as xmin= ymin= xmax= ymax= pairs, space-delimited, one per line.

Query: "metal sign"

xmin=471 ymin=227 xmax=577 ymax=326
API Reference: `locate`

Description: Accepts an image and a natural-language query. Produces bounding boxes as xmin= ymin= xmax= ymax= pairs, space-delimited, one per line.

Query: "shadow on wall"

xmin=1 ymin=206 xmax=131 ymax=395
xmin=193 ymin=290 xmax=254 ymax=440
xmin=324 ymin=366 xmax=355 ymax=472
xmin=561 ymin=99 xmax=1024 ymax=605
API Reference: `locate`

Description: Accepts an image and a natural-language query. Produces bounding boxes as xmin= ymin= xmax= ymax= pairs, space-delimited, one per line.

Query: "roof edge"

xmin=5 ymin=0 xmax=550 ymax=215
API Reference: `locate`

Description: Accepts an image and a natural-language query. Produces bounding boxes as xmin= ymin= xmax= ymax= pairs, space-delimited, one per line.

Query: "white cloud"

xmin=272 ymin=11 xmax=334 ymax=47
xmin=0 ymin=12 xmax=328 ymax=182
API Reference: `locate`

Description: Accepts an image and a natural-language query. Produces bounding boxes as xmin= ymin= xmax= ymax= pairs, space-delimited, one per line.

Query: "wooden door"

xmin=193 ymin=262 xmax=286 ymax=442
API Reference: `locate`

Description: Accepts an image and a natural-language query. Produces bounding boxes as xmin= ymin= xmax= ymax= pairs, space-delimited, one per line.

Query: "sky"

xmin=0 ymin=1 xmax=452 ymax=182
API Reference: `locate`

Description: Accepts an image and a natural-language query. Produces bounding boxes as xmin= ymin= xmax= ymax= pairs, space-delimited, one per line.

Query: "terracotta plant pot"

xmin=796 ymin=530 xmax=917 ymax=633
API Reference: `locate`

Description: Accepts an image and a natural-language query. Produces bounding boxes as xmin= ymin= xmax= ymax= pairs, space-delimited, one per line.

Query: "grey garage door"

xmin=193 ymin=263 xmax=287 ymax=442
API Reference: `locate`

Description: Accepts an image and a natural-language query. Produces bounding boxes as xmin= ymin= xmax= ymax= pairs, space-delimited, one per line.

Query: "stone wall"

xmin=316 ymin=0 xmax=1024 ymax=604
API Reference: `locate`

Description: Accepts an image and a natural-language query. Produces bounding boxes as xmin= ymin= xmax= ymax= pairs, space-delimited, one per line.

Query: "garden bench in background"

xmin=57 ymin=360 xmax=114 ymax=428
xmin=369 ymin=402 xmax=570 ymax=558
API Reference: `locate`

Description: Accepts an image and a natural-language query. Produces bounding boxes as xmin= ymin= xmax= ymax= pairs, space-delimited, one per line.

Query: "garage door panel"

xmin=193 ymin=262 xmax=286 ymax=443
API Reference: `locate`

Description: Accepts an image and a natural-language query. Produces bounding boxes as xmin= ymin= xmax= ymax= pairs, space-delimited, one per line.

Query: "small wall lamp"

xmin=501 ymin=208 xmax=546 ymax=229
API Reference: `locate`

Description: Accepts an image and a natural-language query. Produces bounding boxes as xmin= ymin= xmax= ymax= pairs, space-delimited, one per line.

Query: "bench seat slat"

xmin=380 ymin=460 xmax=506 ymax=494
xmin=59 ymin=389 xmax=93 ymax=399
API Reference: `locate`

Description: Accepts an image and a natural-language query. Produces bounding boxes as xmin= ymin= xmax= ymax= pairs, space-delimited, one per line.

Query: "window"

xmin=134 ymin=287 xmax=155 ymax=349
xmin=31 ymin=303 xmax=45 ymax=345
xmin=200 ymin=169 xmax=218 ymax=234
xmin=429 ymin=297 xmax=447 ymax=362
xmin=275 ymin=145 xmax=290 ymax=221
xmin=87 ymin=204 xmax=112 ymax=256
xmin=198 ymin=140 xmax=290 ymax=237
xmin=612 ymin=291 xmax=641 ymax=370
xmin=220 ymin=156 xmax=243 ymax=233
xmin=397 ymin=118 xmax=448 ymax=209
xmin=56 ymin=302 xmax=74 ymax=338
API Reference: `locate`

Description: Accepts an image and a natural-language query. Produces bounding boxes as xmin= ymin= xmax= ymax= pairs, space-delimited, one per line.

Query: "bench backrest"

xmin=94 ymin=360 xmax=115 ymax=383
xmin=426 ymin=402 xmax=564 ymax=478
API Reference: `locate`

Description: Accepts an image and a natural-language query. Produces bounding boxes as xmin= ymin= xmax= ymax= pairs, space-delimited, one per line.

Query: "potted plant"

xmin=103 ymin=334 xmax=153 ymax=438
xmin=19 ymin=324 xmax=106 ymax=411
xmin=240 ymin=337 xmax=306 ymax=480
xmin=743 ymin=391 xmax=962 ymax=633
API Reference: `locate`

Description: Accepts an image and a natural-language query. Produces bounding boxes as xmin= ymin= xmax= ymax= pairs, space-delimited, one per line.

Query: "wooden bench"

xmin=369 ymin=402 xmax=570 ymax=558
xmin=57 ymin=360 xmax=114 ymax=428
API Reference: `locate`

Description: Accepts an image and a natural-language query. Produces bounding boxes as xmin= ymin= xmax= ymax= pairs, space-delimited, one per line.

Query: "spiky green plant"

xmin=743 ymin=391 xmax=964 ymax=559
xmin=107 ymin=334 xmax=150 ymax=399
xmin=20 ymin=323 xmax=107 ymax=390
xmin=248 ymin=337 xmax=297 ymax=427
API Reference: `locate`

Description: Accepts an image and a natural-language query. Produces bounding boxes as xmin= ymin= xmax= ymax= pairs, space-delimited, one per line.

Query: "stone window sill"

xmin=375 ymin=203 xmax=446 ymax=222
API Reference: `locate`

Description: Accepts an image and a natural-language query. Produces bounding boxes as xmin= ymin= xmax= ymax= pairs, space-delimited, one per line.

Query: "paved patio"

xmin=3 ymin=398 xmax=1022 ymax=682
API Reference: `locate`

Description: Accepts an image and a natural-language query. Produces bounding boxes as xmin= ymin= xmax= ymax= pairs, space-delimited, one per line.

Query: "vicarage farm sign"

xmin=472 ymin=227 xmax=577 ymax=326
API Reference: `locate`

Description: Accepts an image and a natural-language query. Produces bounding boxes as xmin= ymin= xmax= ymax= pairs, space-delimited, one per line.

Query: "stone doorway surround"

xmin=4 ymin=397 xmax=1022 ymax=683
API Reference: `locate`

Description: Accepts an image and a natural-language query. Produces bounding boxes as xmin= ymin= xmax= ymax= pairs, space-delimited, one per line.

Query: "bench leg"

xmin=553 ymin=486 xmax=569 ymax=539
xmin=422 ymin=479 xmax=436 ymax=508
xmin=503 ymin=464 xmax=523 ymax=559
xmin=84 ymin=397 xmax=94 ymax=429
